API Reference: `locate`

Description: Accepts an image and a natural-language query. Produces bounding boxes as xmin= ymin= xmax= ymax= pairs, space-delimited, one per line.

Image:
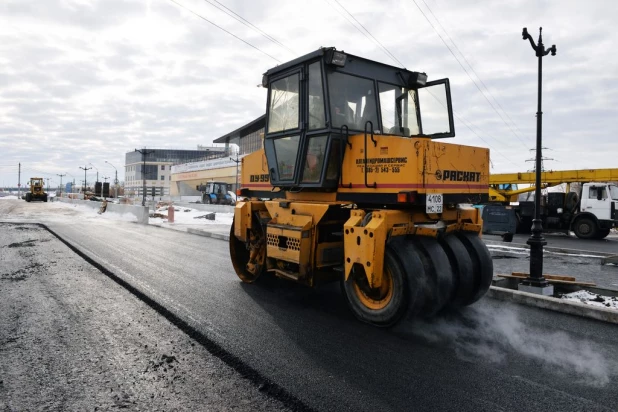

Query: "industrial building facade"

xmin=170 ymin=116 xmax=265 ymax=197
xmin=124 ymin=148 xmax=225 ymax=198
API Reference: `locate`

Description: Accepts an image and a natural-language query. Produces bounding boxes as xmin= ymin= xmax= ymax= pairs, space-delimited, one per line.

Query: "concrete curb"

xmin=186 ymin=228 xmax=230 ymax=241
xmin=484 ymin=239 xmax=616 ymax=257
xmin=488 ymin=286 xmax=618 ymax=324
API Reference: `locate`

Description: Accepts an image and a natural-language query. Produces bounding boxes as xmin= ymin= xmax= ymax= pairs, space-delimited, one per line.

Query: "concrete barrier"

xmin=58 ymin=198 xmax=149 ymax=224
xmin=170 ymin=202 xmax=235 ymax=214
xmin=488 ymin=286 xmax=618 ymax=324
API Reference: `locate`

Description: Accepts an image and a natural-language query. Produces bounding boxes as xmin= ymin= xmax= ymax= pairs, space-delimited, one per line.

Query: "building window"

xmin=161 ymin=165 xmax=165 ymax=170
xmin=161 ymin=176 xmax=165 ymax=181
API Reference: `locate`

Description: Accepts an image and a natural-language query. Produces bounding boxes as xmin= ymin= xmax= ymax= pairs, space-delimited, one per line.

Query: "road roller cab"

xmin=231 ymin=47 xmax=493 ymax=327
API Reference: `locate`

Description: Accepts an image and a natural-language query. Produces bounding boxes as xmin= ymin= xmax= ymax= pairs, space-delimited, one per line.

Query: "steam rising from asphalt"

xmin=407 ymin=303 xmax=615 ymax=387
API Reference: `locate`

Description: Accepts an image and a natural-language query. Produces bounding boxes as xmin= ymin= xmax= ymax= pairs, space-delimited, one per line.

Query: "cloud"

xmin=0 ymin=0 xmax=616 ymax=187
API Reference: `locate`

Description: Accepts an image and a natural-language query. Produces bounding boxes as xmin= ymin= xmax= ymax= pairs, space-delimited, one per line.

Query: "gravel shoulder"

xmin=0 ymin=223 xmax=289 ymax=411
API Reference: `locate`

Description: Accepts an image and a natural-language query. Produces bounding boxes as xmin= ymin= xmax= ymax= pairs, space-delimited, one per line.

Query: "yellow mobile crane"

xmin=230 ymin=48 xmax=493 ymax=327
xmin=484 ymin=168 xmax=618 ymax=239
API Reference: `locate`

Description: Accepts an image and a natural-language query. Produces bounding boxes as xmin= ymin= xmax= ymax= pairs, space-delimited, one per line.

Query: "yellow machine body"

xmin=229 ymin=47 xmax=494 ymax=327
xmin=24 ymin=177 xmax=48 ymax=202
xmin=234 ymin=133 xmax=488 ymax=288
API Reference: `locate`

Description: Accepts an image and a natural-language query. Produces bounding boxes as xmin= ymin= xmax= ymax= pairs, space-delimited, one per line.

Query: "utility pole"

xmin=79 ymin=165 xmax=92 ymax=193
xmin=525 ymin=148 xmax=554 ymax=173
xmin=521 ymin=26 xmax=557 ymax=295
xmin=18 ymin=162 xmax=21 ymax=199
xmin=45 ymin=178 xmax=51 ymax=193
xmin=57 ymin=173 xmax=66 ymax=198
xmin=135 ymin=148 xmax=154 ymax=207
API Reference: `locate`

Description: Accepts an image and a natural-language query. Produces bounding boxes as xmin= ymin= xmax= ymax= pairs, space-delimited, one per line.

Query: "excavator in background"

xmin=229 ymin=47 xmax=493 ymax=327
xmin=483 ymin=168 xmax=618 ymax=239
xmin=24 ymin=177 xmax=48 ymax=202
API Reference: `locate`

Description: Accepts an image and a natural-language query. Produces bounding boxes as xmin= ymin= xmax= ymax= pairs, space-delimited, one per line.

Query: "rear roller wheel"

xmin=413 ymin=237 xmax=455 ymax=316
xmin=229 ymin=217 xmax=266 ymax=283
xmin=456 ymin=232 xmax=493 ymax=305
xmin=342 ymin=240 xmax=410 ymax=327
xmin=439 ymin=234 xmax=475 ymax=307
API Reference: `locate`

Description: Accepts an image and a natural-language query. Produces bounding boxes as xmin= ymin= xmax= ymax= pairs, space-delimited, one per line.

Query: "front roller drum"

xmin=341 ymin=240 xmax=410 ymax=327
xmin=229 ymin=218 xmax=266 ymax=283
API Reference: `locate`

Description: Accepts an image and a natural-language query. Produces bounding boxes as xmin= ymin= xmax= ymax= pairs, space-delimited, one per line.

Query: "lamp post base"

xmin=518 ymin=282 xmax=554 ymax=296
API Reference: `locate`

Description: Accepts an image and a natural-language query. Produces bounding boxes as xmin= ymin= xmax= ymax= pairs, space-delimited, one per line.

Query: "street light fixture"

xmin=79 ymin=165 xmax=92 ymax=193
xmin=89 ymin=163 xmax=99 ymax=195
xmin=135 ymin=148 xmax=154 ymax=207
xmin=105 ymin=160 xmax=119 ymax=198
xmin=520 ymin=26 xmax=557 ymax=295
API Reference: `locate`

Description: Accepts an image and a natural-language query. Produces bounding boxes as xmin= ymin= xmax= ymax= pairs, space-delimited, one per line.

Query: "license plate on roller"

xmin=426 ymin=193 xmax=443 ymax=213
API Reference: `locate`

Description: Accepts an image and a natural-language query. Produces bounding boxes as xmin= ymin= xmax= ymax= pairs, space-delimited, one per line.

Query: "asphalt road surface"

xmin=2 ymin=200 xmax=618 ymax=411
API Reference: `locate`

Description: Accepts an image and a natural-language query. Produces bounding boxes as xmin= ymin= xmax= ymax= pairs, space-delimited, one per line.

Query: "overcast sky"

xmin=1 ymin=0 xmax=617 ymax=188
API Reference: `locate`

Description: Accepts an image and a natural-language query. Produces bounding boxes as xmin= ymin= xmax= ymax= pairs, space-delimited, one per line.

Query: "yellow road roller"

xmin=230 ymin=47 xmax=493 ymax=327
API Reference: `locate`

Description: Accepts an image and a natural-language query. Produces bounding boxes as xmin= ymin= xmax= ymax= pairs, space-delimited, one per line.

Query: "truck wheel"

xmin=25 ymin=193 xmax=31 ymax=202
xmin=596 ymin=229 xmax=610 ymax=239
xmin=573 ymin=217 xmax=598 ymax=239
xmin=342 ymin=243 xmax=410 ymax=327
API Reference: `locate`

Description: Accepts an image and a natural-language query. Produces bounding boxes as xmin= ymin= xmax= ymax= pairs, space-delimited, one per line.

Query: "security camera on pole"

xmin=520 ymin=27 xmax=557 ymax=296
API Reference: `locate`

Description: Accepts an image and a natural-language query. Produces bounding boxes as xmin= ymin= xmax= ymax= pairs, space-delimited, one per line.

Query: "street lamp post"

xmin=230 ymin=151 xmax=241 ymax=198
xmin=521 ymin=27 xmax=556 ymax=295
xmin=89 ymin=163 xmax=99 ymax=196
xmin=105 ymin=160 xmax=119 ymax=198
xmin=57 ymin=173 xmax=66 ymax=198
xmin=135 ymin=148 xmax=154 ymax=207
xmin=79 ymin=166 xmax=92 ymax=193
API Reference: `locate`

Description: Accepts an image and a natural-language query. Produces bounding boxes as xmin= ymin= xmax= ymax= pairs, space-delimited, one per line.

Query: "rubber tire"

xmin=596 ymin=228 xmax=610 ymax=240
xmin=229 ymin=217 xmax=266 ymax=283
xmin=456 ymin=232 xmax=494 ymax=305
xmin=439 ymin=234 xmax=476 ymax=307
xmin=43 ymin=195 xmax=48 ymax=202
xmin=413 ymin=236 xmax=455 ymax=316
xmin=390 ymin=237 xmax=426 ymax=318
xmin=341 ymin=240 xmax=409 ymax=327
xmin=573 ymin=217 xmax=598 ymax=239
xmin=25 ymin=193 xmax=31 ymax=202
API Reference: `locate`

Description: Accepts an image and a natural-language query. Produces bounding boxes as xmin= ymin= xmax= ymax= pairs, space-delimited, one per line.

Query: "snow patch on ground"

xmin=560 ymin=290 xmax=618 ymax=310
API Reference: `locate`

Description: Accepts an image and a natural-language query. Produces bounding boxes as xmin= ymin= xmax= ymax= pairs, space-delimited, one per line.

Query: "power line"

xmin=453 ymin=111 xmax=521 ymax=169
xmin=410 ymin=0 xmax=531 ymax=150
xmin=329 ymin=0 xmax=406 ymax=68
xmin=203 ymin=0 xmax=295 ymax=55
xmin=167 ymin=0 xmax=282 ymax=63
xmin=419 ymin=0 xmax=529 ymax=143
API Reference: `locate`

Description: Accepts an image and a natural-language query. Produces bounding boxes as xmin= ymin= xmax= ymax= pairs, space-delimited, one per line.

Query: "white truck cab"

xmin=573 ymin=182 xmax=618 ymax=239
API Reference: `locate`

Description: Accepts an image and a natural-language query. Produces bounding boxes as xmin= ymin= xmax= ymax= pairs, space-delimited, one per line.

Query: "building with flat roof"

xmin=171 ymin=116 xmax=265 ymax=197
xmin=125 ymin=148 xmax=226 ymax=199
